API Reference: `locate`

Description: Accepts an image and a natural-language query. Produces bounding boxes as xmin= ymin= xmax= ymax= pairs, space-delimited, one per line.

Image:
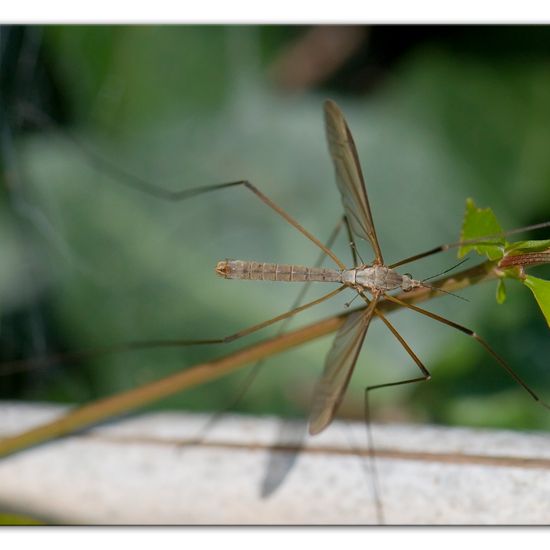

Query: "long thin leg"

xmin=389 ymin=220 xmax=550 ymax=270
xmin=173 ymin=180 xmax=346 ymax=269
xmin=361 ymin=309 xmax=432 ymax=524
xmin=0 ymin=285 xmax=347 ymax=376
xmin=18 ymin=105 xmax=346 ymax=270
xmin=383 ymin=293 xmax=550 ymax=409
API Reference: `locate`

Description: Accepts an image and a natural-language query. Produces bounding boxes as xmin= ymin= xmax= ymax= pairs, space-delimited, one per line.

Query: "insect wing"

xmin=309 ymin=297 xmax=378 ymax=435
xmin=324 ymin=99 xmax=383 ymax=264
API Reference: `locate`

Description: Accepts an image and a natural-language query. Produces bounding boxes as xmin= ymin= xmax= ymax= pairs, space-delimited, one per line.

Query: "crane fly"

xmin=214 ymin=99 xmax=428 ymax=435
xmin=210 ymin=99 xmax=549 ymax=435
xmin=3 ymin=99 xmax=549 ymax=438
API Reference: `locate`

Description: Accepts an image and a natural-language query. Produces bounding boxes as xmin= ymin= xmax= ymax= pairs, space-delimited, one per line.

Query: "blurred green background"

xmin=1 ymin=25 xmax=549 ymax=432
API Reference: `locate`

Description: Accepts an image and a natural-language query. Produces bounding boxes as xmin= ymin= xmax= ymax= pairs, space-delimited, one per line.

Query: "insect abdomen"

xmin=216 ymin=260 xmax=342 ymax=283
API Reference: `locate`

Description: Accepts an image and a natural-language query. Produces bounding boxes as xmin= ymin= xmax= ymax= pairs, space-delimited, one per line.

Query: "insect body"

xmin=216 ymin=260 xmax=422 ymax=293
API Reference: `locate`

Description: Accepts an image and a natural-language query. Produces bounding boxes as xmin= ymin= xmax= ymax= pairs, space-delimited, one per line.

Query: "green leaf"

xmin=496 ymin=279 xmax=507 ymax=304
xmin=459 ymin=198 xmax=505 ymax=260
xmin=523 ymin=275 xmax=550 ymax=328
xmin=505 ymin=239 xmax=550 ymax=254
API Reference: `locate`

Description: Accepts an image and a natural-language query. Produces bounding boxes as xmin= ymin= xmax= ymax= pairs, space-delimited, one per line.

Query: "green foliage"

xmin=459 ymin=199 xmax=550 ymax=325
xmin=523 ymin=276 xmax=550 ymax=328
xmin=459 ymin=198 xmax=505 ymax=260
xmin=506 ymin=239 xmax=550 ymax=253
xmin=495 ymin=279 xmax=507 ymax=305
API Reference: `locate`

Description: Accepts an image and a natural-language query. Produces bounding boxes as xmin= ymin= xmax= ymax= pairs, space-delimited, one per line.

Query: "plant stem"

xmin=499 ymin=251 xmax=550 ymax=270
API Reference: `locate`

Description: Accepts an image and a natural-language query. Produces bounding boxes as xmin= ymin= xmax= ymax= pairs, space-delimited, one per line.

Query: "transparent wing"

xmin=309 ymin=297 xmax=379 ymax=435
xmin=324 ymin=99 xmax=383 ymax=264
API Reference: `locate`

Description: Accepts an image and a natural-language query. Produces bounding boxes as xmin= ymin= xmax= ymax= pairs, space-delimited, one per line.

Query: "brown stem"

xmin=499 ymin=251 xmax=550 ymax=270
xmin=0 ymin=259 xmax=499 ymax=458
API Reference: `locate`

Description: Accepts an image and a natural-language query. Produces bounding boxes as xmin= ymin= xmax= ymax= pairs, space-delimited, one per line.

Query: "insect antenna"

xmin=417 ymin=257 xmax=471 ymax=302
xmin=419 ymin=283 xmax=469 ymax=302
xmin=421 ymin=257 xmax=470 ymax=283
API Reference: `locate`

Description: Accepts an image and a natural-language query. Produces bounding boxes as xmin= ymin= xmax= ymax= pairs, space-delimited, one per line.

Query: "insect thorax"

xmin=347 ymin=265 xmax=416 ymax=291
